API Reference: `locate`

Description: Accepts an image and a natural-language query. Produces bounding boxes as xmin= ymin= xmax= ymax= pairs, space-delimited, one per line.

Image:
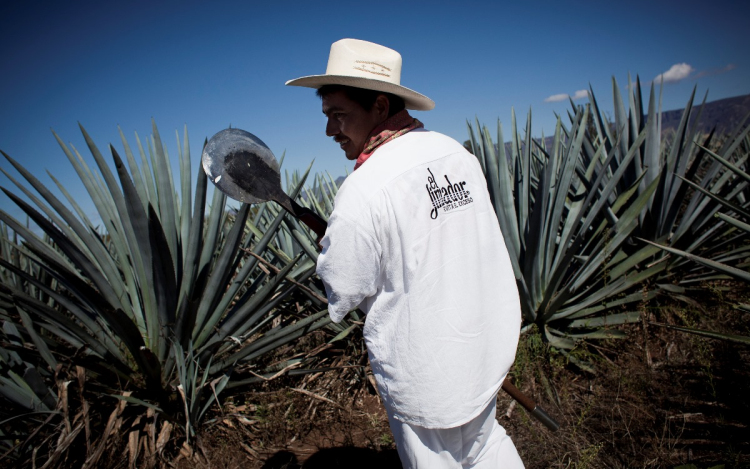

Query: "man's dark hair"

xmin=316 ymin=85 xmax=405 ymax=117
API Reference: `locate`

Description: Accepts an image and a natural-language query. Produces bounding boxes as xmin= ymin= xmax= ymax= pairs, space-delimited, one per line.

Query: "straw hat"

xmin=286 ymin=38 xmax=434 ymax=111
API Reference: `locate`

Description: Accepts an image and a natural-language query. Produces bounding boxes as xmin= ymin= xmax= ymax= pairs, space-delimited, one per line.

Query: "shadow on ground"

xmin=261 ymin=447 xmax=401 ymax=468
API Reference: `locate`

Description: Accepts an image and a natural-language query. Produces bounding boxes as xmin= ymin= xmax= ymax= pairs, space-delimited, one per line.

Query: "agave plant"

xmin=0 ymin=121 xmax=337 ymax=465
xmin=641 ymin=132 xmax=750 ymax=345
xmin=468 ymin=79 xmax=750 ymax=361
xmin=585 ymin=77 xmax=750 ymax=274
xmin=590 ymin=76 xmax=750 ymax=339
xmin=644 ymin=139 xmax=750 ymax=285
xmin=0 ymin=313 xmax=58 ymax=459
xmin=467 ymin=103 xmax=664 ymax=365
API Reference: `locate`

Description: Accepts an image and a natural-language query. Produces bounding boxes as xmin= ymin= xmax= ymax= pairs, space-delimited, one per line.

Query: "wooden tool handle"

xmin=502 ymin=378 xmax=560 ymax=431
xmin=289 ymin=199 xmax=328 ymax=238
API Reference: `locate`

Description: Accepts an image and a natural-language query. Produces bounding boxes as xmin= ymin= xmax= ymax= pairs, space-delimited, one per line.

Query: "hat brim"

xmin=286 ymin=75 xmax=435 ymax=111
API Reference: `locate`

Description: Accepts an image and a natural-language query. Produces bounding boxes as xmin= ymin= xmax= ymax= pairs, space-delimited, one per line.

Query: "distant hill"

xmin=661 ymin=93 xmax=750 ymax=136
xmin=463 ymin=93 xmax=750 ymax=158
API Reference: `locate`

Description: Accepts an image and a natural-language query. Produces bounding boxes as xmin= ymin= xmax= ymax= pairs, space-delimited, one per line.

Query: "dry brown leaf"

xmin=40 ymin=422 xmax=84 ymax=469
xmin=145 ymin=408 xmax=157 ymax=458
xmin=82 ymin=392 xmax=130 ymax=469
xmin=304 ymin=342 xmax=334 ymax=358
xmin=179 ymin=441 xmax=194 ymax=460
xmin=245 ymin=360 xmax=303 ymax=383
xmin=58 ymin=380 xmax=72 ymax=435
xmin=240 ymin=442 xmax=260 ymax=459
xmin=505 ymin=399 xmax=517 ymax=419
xmin=156 ymin=421 xmax=173 ymax=455
xmin=196 ymin=437 xmax=210 ymax=464
xmin=75 ymin=366 xmax=92 ymax=455
xmin=291 ymin=387 xmax=346 ymax=410
xmin=128 ymin=414 xmax=142 ymax=468
xmin=236 ymin=416 xmax=258 ymax=426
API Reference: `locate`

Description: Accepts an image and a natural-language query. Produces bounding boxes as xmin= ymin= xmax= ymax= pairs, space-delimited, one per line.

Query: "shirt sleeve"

xmin=315 ymin=211 xmax=382 ymax=323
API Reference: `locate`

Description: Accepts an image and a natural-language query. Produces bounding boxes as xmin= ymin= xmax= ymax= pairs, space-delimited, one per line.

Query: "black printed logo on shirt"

xmin=425 ymin=168 xmax=474 ymax=219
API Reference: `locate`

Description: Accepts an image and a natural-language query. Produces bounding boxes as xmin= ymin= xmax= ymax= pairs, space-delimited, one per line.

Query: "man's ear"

xmin=374 ymin=94 xmax=390 ymax=121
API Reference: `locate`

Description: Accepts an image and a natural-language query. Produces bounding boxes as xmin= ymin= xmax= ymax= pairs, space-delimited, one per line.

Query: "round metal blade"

xmin=201 ymin=128 xmax=283 ymax=204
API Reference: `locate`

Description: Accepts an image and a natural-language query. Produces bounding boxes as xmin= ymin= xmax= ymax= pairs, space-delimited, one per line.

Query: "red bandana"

xmin=354 ymin=110 xmax=424 ymax=170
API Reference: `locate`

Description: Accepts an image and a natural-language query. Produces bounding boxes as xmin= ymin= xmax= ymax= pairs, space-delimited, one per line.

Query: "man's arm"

xmin=316 ymin=213 xmax=381 ymax=322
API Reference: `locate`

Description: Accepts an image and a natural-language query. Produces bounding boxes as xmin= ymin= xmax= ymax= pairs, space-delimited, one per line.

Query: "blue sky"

xmin=1 ymin=0 xmax=748 ymax=225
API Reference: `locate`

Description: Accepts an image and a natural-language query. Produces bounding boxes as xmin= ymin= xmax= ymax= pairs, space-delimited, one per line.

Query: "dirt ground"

xmin=165 ymin=282 xmax=749 ymax=469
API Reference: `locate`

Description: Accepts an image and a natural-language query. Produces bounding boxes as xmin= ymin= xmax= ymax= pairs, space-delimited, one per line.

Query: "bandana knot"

xmin=354 ymin=110 xmax=423 ymax=170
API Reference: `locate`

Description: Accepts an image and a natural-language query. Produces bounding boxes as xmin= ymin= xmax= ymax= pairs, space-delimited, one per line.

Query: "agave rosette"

xmin=0 ymin=121 xmax=337 ymax=460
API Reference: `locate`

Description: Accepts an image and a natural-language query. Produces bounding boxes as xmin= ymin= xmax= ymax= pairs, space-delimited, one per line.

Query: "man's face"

xmin=322 ymin=90 xmax=385 ymax=161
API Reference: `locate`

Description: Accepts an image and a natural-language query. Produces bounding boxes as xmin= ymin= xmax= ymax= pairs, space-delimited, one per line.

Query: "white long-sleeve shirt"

xmin=316 ymin=129 xmax=521 ymax=428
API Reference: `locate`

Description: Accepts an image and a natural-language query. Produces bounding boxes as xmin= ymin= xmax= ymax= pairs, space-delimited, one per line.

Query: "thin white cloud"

xmin=571 ymin=89 xmax=589 ymax=100
xmin=544 ymin=93 xmax=569 ymax=103
xmin=655 ymin=63 xmax=694 ymax=84
xmin=695 ymin=63 xmax=737 ymax=79
xmin=545 ymin=89 xmax=589 ymax=103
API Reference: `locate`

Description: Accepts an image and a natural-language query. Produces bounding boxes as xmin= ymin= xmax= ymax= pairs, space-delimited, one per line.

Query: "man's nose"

xmin=325 ymin=118 xmax=338 ymax=137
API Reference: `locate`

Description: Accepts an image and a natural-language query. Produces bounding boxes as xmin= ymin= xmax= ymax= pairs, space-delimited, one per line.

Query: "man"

xmin=286 ymin=38 xmax=524 ymax=468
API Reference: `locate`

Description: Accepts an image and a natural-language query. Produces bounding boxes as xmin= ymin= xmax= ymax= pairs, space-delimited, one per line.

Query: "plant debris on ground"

xmin=146 ymin=282 xmax=749 ymax=469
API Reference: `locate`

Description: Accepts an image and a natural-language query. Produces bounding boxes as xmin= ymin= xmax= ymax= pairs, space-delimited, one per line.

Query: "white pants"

xmin=387 ymin=397 xmax=524 ymax=468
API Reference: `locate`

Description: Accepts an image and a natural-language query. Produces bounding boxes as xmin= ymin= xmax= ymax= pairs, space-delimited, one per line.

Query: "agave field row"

xmin=0 ymin=120 xmax=357 ymax=467
xmin=467 ymin=78 xmax=750 ymax=367
xmin=0 ymin=79 xmax=748 ymax=466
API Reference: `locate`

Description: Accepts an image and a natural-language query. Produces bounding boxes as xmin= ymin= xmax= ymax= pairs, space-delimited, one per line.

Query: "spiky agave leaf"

xmin=650 ymin=321 xmax=750 ymax=345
